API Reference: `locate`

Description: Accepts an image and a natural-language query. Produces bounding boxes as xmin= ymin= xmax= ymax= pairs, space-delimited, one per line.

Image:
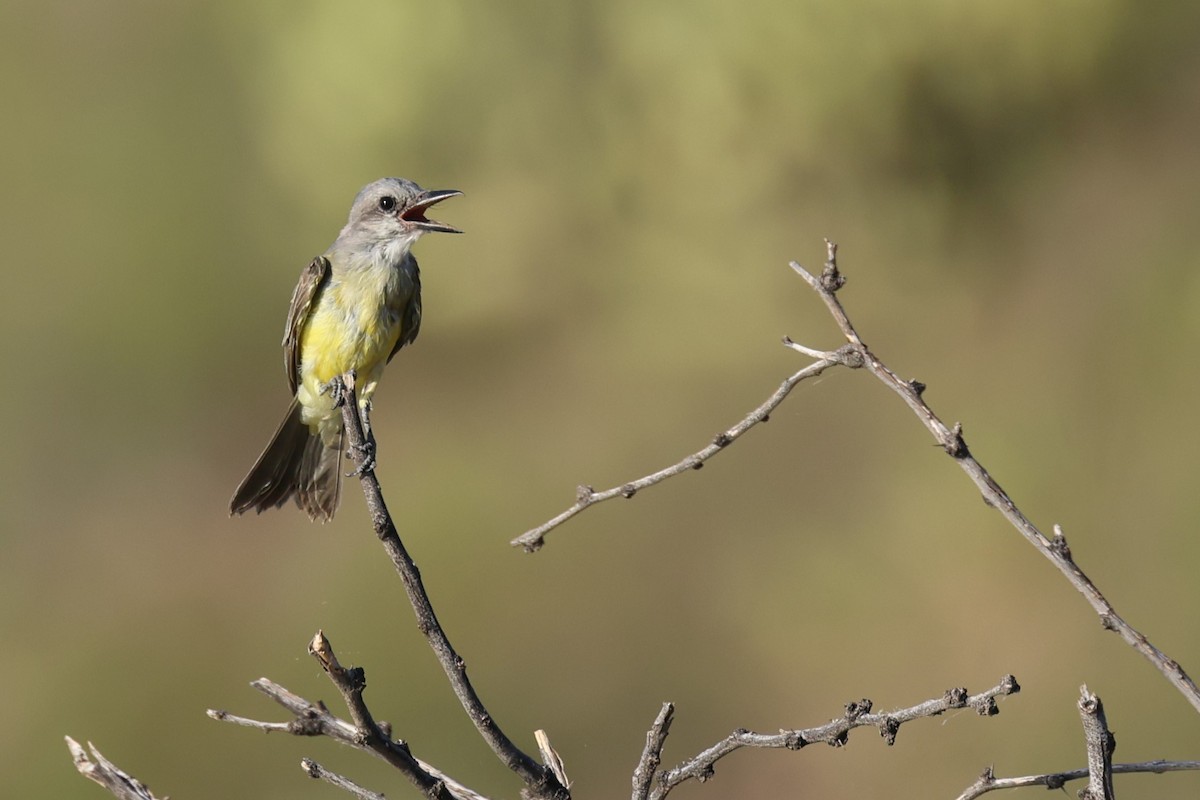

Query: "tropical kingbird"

xmin=230 ymin=177 xmax=461 ymax=522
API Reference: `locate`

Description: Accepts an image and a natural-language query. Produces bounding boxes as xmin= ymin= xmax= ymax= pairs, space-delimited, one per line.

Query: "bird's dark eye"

xmin=378 ymin=195 xmax=397 ymax=212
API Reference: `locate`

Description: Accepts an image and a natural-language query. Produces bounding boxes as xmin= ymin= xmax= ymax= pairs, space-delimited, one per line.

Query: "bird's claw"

xmin=346 ymin=434 xmax=377 ymax=477
xmin=323 ymin=370 xmax=358 ymax=408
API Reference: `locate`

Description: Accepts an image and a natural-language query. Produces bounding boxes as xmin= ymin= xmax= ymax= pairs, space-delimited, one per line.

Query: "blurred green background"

xmin=4 ymin=1 xmax=1200 ymax=797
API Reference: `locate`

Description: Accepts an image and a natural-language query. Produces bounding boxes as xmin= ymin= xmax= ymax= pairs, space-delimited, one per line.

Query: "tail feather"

xmin=297 ymin=423 xmax=343 ymax=522
xmin=230 ymin=399 xmax=343 ymax=522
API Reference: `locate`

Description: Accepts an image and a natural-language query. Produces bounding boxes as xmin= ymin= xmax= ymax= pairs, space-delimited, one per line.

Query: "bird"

xmin=230 ymin=177 xmax=461 ymax=522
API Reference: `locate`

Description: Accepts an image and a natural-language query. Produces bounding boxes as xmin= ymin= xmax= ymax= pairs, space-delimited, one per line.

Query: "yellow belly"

xmin=295 ymin=277 xmax=406 ymax=439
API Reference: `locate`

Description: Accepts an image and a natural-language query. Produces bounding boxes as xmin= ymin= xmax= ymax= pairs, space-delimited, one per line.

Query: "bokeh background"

xmin=4 ymin=1 xmax=1200 ymax=798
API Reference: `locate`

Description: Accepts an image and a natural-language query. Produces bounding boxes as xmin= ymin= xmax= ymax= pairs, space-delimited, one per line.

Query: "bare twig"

xmin=631 ymin=703 xmax=675 ymax=800
xmin=209 ymin=678 xmax=352 ymax=737
xmin=301 ymin=758 xmax=387 ymax=800
xmin=535 ymin=730 xmax=571 ymax=790
xmin=66 ymin=738 xmax=165 ymax=800
xmin=205 ymin=706 xmax=294 ymax=733
xmin=646 ymin=676 xmax=1019 ymax=800
xmin=335 ymin=372 xmax=568 ymax=800
xmin=1077 ymin=686 xmax=1116 ymax=800
xmin=209 ymin=676 xmax=495 ymax=800
xmin=511 ymin=352 xmax=853 ymax=551
xmin=955 ymin=760 xmax=1200 ymax=799
xmin=786 ymin=241 xmax=1200 ymax=714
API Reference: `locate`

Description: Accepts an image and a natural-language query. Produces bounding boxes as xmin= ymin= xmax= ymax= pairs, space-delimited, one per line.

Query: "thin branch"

xmin=647 ymin=676 xmax=1019 ymax=800
xmin=1076 ymin=686 xmax=1116 ymax=800
xmin=209 ymin=677 xmax=359 ymax=742
xmin=786 ymin=241 xmax=1200 ymax=714
xmin=66 ymin=738 xmax=165 ymax=800
xmin=334 ymin=373 xmax=568 ymax=800
xmin=955 ymin=760 xmax=1200 ymax=800
xmin=209 ymin=676 xmax=495 ymax=800
xmin=631 ymin=703 xmax=675 ymax=800
xmin=205 ymin=707 xmax=293 ymax=733
xmin=511 ymin=351 xmax=854 ymax=551
xmin=301 ymin=758 xmax=387 ymax=800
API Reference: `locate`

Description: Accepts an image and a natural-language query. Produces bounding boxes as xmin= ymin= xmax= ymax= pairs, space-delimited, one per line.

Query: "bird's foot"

xmin=323 ymin=370 xmax=358 ymax=408
xmin=346 ymin=430 xmax=377 ymax=477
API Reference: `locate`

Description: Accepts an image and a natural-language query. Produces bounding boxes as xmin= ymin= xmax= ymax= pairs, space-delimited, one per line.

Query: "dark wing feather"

xmin=387 ymin=263 xmax=422 ymax=363
xmin=282 ymin=256 xmax=331 ymax=393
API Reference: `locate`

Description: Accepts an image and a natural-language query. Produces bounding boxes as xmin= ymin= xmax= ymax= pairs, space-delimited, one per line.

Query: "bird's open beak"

xmin=403 ymin=189 xmax=463 ymax=234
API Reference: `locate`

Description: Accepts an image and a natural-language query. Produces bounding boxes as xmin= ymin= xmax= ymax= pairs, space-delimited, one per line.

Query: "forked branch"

xmin=208 ymin=670 xmax=493 ymax=800
xmin=955 ymin=685 xmax=1200 ymax=799
xmin=788 ymin=242 xmax=1200 ymax=714
xmin=514 ymin=240 xmax=1200 ymax=715
xmin=956 ymin=760 xmax=1200 ymax=799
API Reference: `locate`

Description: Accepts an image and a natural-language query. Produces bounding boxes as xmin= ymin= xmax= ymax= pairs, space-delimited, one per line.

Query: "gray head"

xmin=336 ymin=177 xmax=461 ymax=255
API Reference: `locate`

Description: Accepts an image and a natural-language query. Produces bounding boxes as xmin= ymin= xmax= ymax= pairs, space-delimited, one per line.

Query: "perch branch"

xmin=647 ymin=675 xmax=1019 ymax=800
xmin=334 ymin=372 xmax=568 ymax=800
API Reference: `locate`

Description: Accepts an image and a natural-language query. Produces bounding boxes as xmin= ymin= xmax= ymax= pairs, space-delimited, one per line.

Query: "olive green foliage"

xmin=2 ymin=2 xmax=1199 ymax=798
